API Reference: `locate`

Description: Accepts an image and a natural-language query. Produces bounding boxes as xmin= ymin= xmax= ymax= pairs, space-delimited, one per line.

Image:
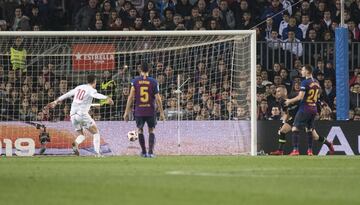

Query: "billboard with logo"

xmin=0 ymin=121 xmax=250 ymax=156
xmin=72 ymin=44 xmax=115 ymax=71
xmin=257 ymin=121 xmax=360 ymax=155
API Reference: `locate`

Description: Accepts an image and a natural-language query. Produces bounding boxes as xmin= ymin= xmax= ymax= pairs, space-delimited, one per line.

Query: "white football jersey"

xmin=58 ymin=84 xmax=108 ymax=115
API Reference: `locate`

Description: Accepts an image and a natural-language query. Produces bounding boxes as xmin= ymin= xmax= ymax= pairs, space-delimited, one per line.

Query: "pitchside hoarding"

xmin=0 ymin=121 xmax=251 ymax=156
xmin=257 ymin=121 xmax=360 ymax=155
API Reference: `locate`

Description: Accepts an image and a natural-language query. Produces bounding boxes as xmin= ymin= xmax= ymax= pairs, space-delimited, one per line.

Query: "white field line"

xmin=165 ymin=167 xmax=358 ymax=178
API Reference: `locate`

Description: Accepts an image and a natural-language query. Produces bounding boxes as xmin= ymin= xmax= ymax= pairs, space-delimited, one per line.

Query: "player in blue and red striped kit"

xmin=285 ymin=65 xmax=334 ymax=155
xmin=123 ymin=64 xmax=165 ymax=158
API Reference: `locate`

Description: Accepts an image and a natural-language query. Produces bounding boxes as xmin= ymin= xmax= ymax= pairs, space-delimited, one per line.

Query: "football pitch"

xmin=0 ymin=156 xmax=359 ymax=205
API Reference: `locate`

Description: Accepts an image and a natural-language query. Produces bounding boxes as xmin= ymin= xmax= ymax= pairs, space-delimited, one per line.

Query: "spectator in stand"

xmin=261 ymin=0 xmax=283 ymax=28
xmin=280 ymin=0 xmax=292 ymax=16
xmin=333 ymin=0 xmax=342 ymax=23
xmin=322 ymin=78 xmax=336 ymax=109
xmin=7 ymin=88 xmax=20 ymax=118
xmin=115 ymin=0 xmax=125 ymax=13
xmin=273 ymin=75 xmax=282 ymax=86
xmin=101 ymin=0 xmax=113 ymax=28
xmin=0 ymin=20 xmax=8 ymax=31
xmin=319 ymin=104 xmax=333 ymax=120
xmin=268 ymin=105 xmax=281 ymax=120
xmin=118 ymin=1 xmax=132 ymax=21
xmin=233 ymin=0 xmax=251 ymax=28
xmin=262 ymin=16 xmax=276 ymax=40
xmin=206 ymin=17 xmax=220 ymax=30
xmin=233 ymin=106 xmax=248 ymax=120
xmin=237 ymin=12 xmax=255 ymax=30
xmin=147 ymin=15 xmax=163 ymax=30
xmin=109 ymin=16 xmax=125 ymax=30
xmin=210 ymin=102 xmax=225 ymax=120
xmin=132 ymin=16 xmax=144 ymax=30
xmin=29 ymin=5 xmax=46 ymax=29
xmin=320 ymin=10 xmax=333 ymax=30
xmin=280 ymin=68 xmax=291 ymax=90
xmin=258 ymin=99 xmax=269 ymax=120
xmin=143 ymin=9 xmax=157 ymax=29
xmin=316 ymin=72 xmax=325 ymax=89
xmin=282 ymin=17 xmax=303 ymax=41
xmin=192 ymin=17 xmax=205 ymax=30
xmin=208 ymin=7 xmax=226 ymax=30
xmin=305 ymin=28 xmax=319 ymax=42
xmin=323 ymin=30 xmax=334 ymax=42
xmin=89 ymin=11 xmax=102 ymax=30
xmin=290 ymin=80 xmax=301 ymax=97
xmin=19 ymin=97 xmax=30 ymax=121
xmin=278 ymin=11 xmax=290 ymax=39
xmin=347 ymin=20 xmax=360 ymax=41
xmin=196 ymin=0 xmax=210 ymax=18
xmin=324 ymin=61 xmax=336 ymax=81
xmin=350 ymin=0 xmax=360 ymax=25
xmin=0 ymin=65 xmax=4 ymax=83
xmin=298 ymin=13 xmax=311 ymax=40
xmin=92 ymin=19 xmax=104 ymax=31
xmin=125 ymin=7 xmax=138 ymax=26
xmin=75 ymin=0 xmax=98 ymax=31
xmin=11 ymin=6 xmax=31 ymax=31
xmin=164 ymin=98 xmax=180 ymax=120
xmin=282 ymin=31 xmax=303 ymax=58
xmin=218 ymin=0 xmax=235 ymax=29
xmin=143 ymin=1 xmax=157 ymax=20
xmin=313 ymin=1 xmax=327 ymax=21
xmin=265 ymin=30 xmax=282 ymax=66
xmin=261 ymin=70 xmax=272 ymax=86
xmin=350 ymin=83 xmax=360 ymax=109
xmin=183 ymin=101 xmax=195 ymax=120
xmin=269 ymin=63 xmax=281 ymax=81
xmin=19 ymin=0 xmax=33 ymax=18
xmin=350 ymin=69 xmax=360 ymax=86
xmin=257 ymin=75 xmax=265 ymax=93
xmin=163 ymin=8 xmax=175 ymax=29
xmin=266 ymin=84 xmax=277 ymax=107
xmin=156 ymin=0 xmax=176 ymax=19
xmin=349 ymin=109 xmax=355 ymax=120
xmin=176 ymin=0 xmax=192 ymax=20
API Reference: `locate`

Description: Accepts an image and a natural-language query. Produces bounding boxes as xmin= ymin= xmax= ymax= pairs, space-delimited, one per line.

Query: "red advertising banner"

xmin=72 ymin=44 xmax=115 ymax=71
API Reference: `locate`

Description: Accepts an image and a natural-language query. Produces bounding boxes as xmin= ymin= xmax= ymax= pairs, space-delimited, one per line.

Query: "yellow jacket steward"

xmin=10 ymin=47 xmax=27 ymax=72
xmin=100 ymin=80 xmax=116 ymax=105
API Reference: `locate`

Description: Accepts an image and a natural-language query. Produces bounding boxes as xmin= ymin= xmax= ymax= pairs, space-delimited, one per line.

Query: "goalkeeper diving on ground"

xmin=47 ymin=74 xmax=114 ymax=157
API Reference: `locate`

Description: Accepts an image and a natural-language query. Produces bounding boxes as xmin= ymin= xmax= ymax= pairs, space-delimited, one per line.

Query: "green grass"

xmin=0 ymin=156 xmax=359 ymax=205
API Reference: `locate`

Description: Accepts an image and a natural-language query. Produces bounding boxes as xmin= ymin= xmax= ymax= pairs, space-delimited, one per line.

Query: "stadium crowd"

xmin=0 ymin=0 xmax=360 ymax=121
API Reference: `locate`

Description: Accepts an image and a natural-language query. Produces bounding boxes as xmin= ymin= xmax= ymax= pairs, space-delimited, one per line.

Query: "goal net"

xmin=0 ymin=31 xmax=256 ymax=156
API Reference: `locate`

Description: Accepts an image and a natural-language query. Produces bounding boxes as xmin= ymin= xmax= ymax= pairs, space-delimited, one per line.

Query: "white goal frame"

xmin=0 ymin=30 xmax=257 ymax=156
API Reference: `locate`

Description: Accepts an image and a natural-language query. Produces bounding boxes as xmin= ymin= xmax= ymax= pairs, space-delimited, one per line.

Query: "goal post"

xmin=0 ymin=30 xmax=257 ymax=156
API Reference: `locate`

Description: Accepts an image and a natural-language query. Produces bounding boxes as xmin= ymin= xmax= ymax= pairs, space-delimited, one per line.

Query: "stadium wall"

xmin=0 ymin=121 xmax=251 ymax=156
xmin=257 ymin=121 xmax=360 ymax=155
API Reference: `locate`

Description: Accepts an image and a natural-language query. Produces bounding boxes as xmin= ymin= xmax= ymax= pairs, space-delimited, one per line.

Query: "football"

xmin=127 ymin=130 xmax=138 ymax=142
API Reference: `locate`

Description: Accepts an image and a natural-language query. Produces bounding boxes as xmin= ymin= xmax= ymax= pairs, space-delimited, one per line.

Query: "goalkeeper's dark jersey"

xmin=279 ymin=93 xmax=299 ymax=118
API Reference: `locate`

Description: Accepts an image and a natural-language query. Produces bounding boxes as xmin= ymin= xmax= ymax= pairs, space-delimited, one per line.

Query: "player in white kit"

xmin=48 ymin=74 xmax=113 ymax=156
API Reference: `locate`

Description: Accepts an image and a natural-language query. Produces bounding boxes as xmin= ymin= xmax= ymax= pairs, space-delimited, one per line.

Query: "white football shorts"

xmin=70 ymin=113 xmax=95 ymax=131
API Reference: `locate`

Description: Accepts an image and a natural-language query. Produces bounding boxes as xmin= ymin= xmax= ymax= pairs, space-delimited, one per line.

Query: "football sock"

xmin=307 ymin=132 xmax=313 ymax=149
xmin=278 ymin=131 xmax=286 ymax=151
xmin=318 ymin=135 xmax=332 ymax=148
xmin=138 ymin=133 xmax=146 ymax=154
xmin=148 ymin=133 xmax=155 ymax=154
xmin=75 ymin=135 xmax=85 ymax=145
xmin=93 ymin=133 xmax=100 ymax=154
xmin=292 ymin=131 xmax=300 ymax=150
